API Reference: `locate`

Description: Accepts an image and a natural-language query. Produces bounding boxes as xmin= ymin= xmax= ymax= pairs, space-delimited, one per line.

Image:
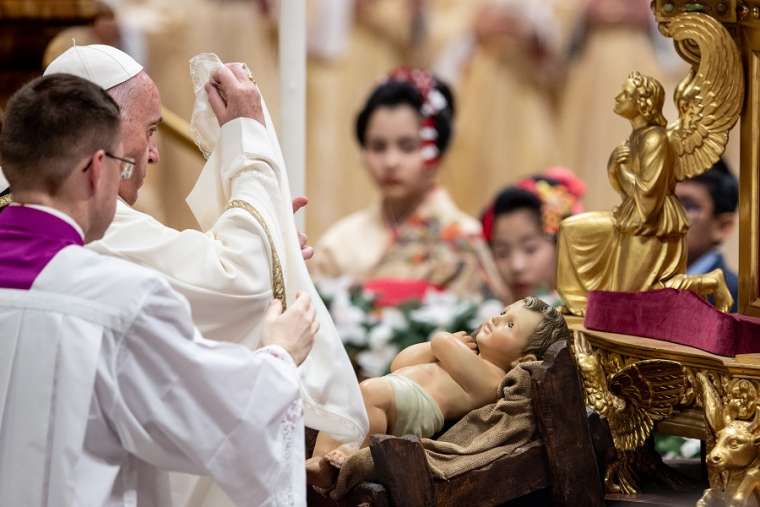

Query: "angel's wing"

xmin=573 ymin=333 xmax=612 ymax=416
xmin=607 ymin=360 xmax=686 ymax=451
xmin=663 ymin=13 xmax=743 ymax=181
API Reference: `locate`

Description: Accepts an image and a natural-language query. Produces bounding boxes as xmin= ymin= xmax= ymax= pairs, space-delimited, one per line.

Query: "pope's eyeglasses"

xmin=105 ymin=152 xmax=136 ymax=180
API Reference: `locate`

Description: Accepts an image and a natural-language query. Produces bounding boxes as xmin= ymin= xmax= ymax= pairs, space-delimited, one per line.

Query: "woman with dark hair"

xmin=312 ymin=68 xmax=506 ymax=303
xmin=481 ymin=167 xmax=585 ymax=306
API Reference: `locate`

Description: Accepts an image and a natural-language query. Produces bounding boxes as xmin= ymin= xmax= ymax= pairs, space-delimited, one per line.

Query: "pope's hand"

xmin=292 ymin=196 xmax=314 ymax=260
xmin=205 ymin=63 xmax=265 ymax=126
xmin=261 ymin=291 xmax=318 ymax=365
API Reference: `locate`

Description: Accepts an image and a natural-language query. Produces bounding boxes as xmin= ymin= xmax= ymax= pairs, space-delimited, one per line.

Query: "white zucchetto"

xmin=44 ymin=44 xmax=143 ymax=91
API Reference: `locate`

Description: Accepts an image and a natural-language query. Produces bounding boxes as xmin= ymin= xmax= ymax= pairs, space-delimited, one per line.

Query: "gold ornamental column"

xmin=555 ymin=0 xmax=760 ymax=501
xmin=569 ymin=2 xmax=760 ymax=503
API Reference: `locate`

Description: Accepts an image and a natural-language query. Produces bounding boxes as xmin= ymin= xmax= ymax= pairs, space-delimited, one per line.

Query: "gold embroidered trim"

xmin=226 ymin=199 xmax=286 ymax=308
xmin=0 ymin=194 xmax=12 ymax=209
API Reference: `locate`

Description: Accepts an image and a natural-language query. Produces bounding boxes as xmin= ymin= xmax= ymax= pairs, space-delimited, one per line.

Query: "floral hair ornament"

xmin=481 ymin=167 xmax=586 ymax=241
xmin=384 ymin=67 xmax=448 ymax=167
xmin=516 ymin=167 xmax=586 ymax=235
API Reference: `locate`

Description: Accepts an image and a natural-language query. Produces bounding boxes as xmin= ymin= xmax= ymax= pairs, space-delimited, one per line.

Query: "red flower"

xmin=364 ymin=278 xmax=441 ymax=307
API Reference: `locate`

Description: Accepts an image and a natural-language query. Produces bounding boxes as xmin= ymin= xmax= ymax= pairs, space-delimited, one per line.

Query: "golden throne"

xmin=561 ymin=2 xmax=760 ymax=505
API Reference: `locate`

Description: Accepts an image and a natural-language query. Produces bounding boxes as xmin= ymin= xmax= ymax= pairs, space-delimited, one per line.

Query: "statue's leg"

xmin=556 ymin=211 xmax=620 ymax=315
xmin=556 ymin=218 xmax=590 ymax=316
xmin=312 ymin=431 xmax=344 ymax=458
xmin=307 ymin=377 xmax=396 ymax=488
xmin=664 ymin=269 xmax=733 ymax=312
xmin=604 ymin=450 xmax=640 ymax=494
xmin=728 ymin=469 xmax=760 ymax=507
xmin=357 ymin=377 xmax=396 ymax=444
xmin=308 ymin=430 xmax=346 ymax=488
xmin=325 ymin=377 xmax=396 ymax=467
xmin=605 ymin=438 xmax=698 ymax=495
xmin=697 ymin=488 xmax=719 ymax=507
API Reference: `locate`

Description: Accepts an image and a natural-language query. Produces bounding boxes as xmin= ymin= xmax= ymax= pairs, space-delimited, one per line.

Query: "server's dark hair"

xmin=1 ymin=74 xmax=121 ymax=195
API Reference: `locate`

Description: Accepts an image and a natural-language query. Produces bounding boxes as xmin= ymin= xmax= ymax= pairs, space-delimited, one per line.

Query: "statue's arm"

xmin=630 ymin=128 xmax=671 ymax=221
xmin=430 ymin=332 xmax=494 ymax=396
xmin=607 ymin=143 xmax=632 ymax=197
xmin=390 ymin=342 xmax=436 ymax=372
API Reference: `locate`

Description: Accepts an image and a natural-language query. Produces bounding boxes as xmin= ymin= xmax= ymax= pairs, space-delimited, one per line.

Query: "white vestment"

xmin=88 ymin=83 xmax=368 ymax=505
xmin=0 ymin=240 xmax=304 ymax=507
xmin=90 ymin=118 xmax=367 ymax=442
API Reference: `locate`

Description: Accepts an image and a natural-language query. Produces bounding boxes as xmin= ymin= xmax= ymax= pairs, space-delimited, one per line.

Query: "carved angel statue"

xmin=573 ymin=333 xmax=685 ymax=493
xmin=698 ymin=372 xmax=760 ymax=507
xmin=556 ymin=12 xmax=743 ymax=316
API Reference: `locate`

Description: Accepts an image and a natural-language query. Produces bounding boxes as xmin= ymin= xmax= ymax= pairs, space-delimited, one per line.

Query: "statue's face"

xmin=475 ymin=300 xmax=542 ymax=366
xmin=708 ymin=422 xmax=760 ymax=470
xmin=614 ymin=79 xmax=639 ymax=119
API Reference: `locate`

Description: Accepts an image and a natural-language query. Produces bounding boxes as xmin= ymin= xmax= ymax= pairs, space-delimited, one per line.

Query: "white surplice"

xmin=89 ymin=117 xmax=367 ymax=443
xmin=0 ymin=240 xmax=304 ymax=507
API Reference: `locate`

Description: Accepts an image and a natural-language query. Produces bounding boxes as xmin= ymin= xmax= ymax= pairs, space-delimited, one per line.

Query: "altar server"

xmin=0 ymin=74 xmax=317 ymax=506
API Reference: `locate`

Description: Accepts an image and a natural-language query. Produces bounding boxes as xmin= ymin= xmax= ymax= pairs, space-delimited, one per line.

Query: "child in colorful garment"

xmin=481 ymin=168 xmax=585 ymax=306
xmin=306 ymin=297 xmax=570 ymax=487
xmin=311 ymin=68 xmax=507 ymax=303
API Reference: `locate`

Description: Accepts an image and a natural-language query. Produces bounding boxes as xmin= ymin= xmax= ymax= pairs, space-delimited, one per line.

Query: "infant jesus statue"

xmin=307 ymin=297 xmax=570 ymax=488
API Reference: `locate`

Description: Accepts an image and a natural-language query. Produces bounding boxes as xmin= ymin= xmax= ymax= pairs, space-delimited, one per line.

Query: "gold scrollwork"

xmin=576 ymin=331 xmax=760 ymax=500
xmin=573 ymin=332 xmax=686 ymax=494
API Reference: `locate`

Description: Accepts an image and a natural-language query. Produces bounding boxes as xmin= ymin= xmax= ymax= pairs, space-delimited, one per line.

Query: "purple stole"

xmin=0 ymin=206 xmax=84 ymax=290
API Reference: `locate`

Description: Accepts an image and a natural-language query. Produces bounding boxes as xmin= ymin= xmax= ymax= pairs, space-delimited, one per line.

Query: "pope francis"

xmin=42 ymin=46 xmax=367 ymax=434
xmin=22 ymin=44 xmax=369 ymax=506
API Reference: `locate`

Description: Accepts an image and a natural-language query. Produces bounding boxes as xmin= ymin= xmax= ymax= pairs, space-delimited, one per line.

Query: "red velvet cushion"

xmin=584 ymin=289 xmax=760 ymax=357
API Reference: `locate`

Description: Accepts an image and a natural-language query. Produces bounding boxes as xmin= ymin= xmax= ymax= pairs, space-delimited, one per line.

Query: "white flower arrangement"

xmin=317 ymin=277 xmax=504 ymax=378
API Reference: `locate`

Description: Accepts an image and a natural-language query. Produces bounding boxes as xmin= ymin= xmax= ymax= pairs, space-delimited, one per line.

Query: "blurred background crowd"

xmin=34 ymin=0 xmax=741 ymax=377
xmin=55 ymin=1 xmax=736 ymax=229
xmin=13 ymin=0 xmax=744 ymax=460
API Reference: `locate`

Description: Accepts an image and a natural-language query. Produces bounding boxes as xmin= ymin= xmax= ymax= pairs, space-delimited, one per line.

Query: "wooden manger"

xmin=308 ymin=340 xmax=607 ymax=507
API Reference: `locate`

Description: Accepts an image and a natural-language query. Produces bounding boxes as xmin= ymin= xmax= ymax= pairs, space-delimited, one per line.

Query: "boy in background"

xmin=675 ymin=159 xmax=739 ymax=312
